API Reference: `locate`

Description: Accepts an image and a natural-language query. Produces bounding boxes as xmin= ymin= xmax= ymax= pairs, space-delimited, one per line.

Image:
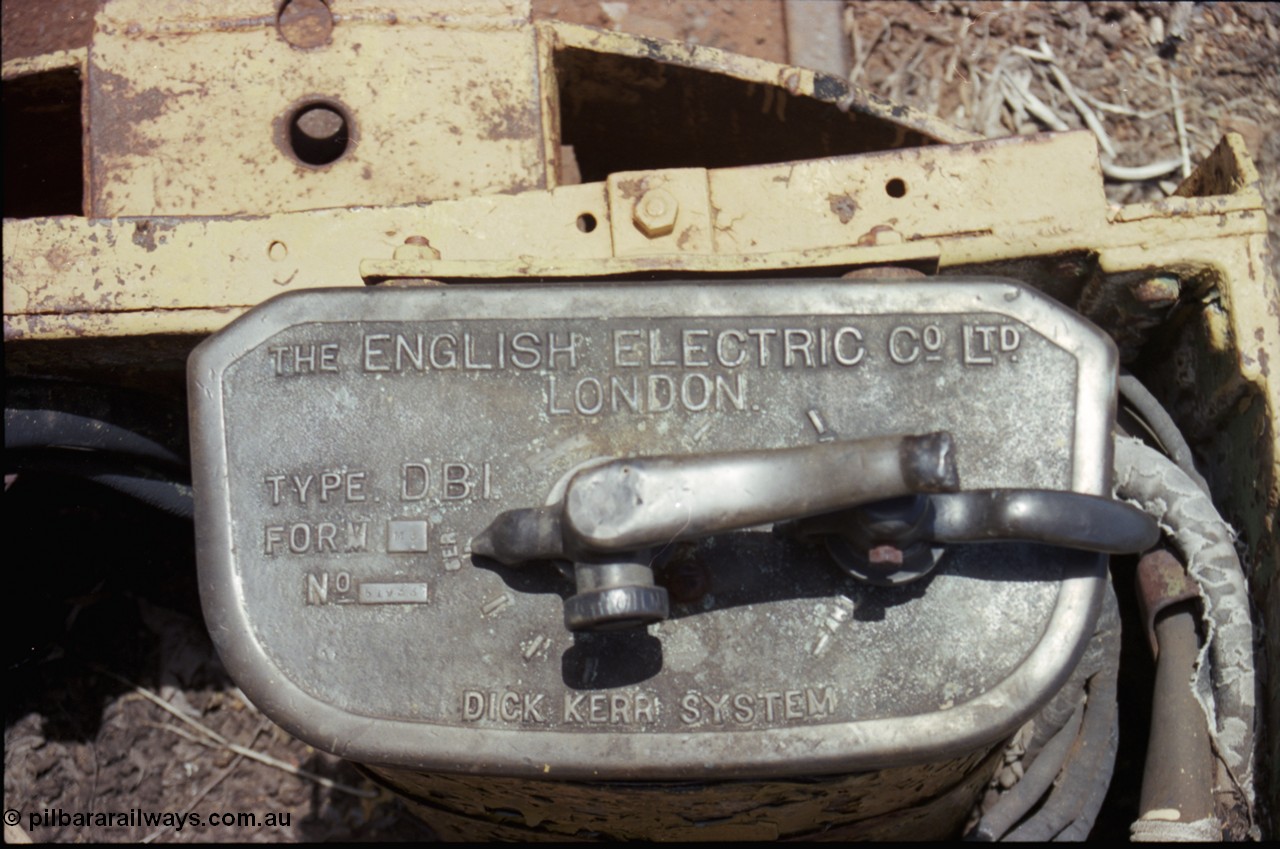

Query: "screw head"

xmin=633 ymin=188 xmax=679 ymax=238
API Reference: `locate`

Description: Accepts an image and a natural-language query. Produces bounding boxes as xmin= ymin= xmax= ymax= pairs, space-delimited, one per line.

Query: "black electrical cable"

xmin=6 ymin=378 xmax=189 ymax=462
xmin=969 ymin=702 xmax=1085 ymax=841
xmin=1116 ymin=373 xmax=1210 ymax=496
xmin=969 ymin=582 xmax=1122 ymax=842
xmin=5 ymin=407 xmax=186 ymax=468
xmin=1002 ymin=583 xmax=1121 ymax=841
xmin=7 ymin=449 xmax=194 ymax=518
xmin=5 ymin=379 xmax=194 ymax=518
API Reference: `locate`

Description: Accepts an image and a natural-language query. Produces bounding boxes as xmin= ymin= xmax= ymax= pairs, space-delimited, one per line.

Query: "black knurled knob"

xmin=564 ymin=586 xmax=669 ymax=632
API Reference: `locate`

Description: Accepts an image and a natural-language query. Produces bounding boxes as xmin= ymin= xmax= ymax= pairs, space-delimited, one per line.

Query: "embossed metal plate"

xmin=190 ymin=279 xmax=1116 ymax=778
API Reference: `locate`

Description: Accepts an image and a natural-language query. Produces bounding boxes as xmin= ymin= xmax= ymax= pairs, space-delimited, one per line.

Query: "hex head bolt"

xmin=278 ymin=0 xmax=334 ymax=49
xmin=633 ymin=189 xmax=679 ymax=238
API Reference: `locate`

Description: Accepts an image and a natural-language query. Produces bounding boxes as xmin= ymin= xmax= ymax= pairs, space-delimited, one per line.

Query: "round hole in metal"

xmin=288 ymin=101 xmax=350 ymax=166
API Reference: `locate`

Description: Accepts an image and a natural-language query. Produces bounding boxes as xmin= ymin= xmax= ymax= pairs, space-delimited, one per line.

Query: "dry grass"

xmin=842 ymin=1 xmax=1280 ymax=271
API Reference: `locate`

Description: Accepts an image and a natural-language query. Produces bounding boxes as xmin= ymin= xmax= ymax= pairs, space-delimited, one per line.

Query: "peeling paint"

xmin=827 ymin=192 xmax=857 ymax=225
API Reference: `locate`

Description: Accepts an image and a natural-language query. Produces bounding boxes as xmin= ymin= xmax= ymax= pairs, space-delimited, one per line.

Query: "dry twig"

xmin=849 ymin=16 xmax=890 ymax=86
xmin=1032 ymin=40 xmax=1118 ymax=158
xmin=140 ymin=720 xmax=271 ymax=844
xmin=844 ymin=5 xmax=861 ymax=81
xmin=1077 ymin=90 xmax=1173 ymax=121
xmin=885 ymin=40 xmax=927 ymax=104
xmin=1168 ymin=70 xmax=1192 ymax=179
xmin=1005 ymin=39 xmax=1186 ymax=182
xmin=1003 ymin=71 xmax=1070 ymax=132
xmin=1100 ymin=159 xmax=1183 ymax=182
xmin=94 ymin=665 xmax=377 ymax=799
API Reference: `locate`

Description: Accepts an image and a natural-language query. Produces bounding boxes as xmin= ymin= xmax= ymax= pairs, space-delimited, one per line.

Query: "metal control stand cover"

xmin=189 ymin=279 xmax=1115 ymax=780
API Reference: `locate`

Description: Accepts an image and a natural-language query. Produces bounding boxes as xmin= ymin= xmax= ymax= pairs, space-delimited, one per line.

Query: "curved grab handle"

xmin=797 ymin=489 xmax=1162 ymax=586
xmin=929 ymin=489 xmax=1159 ymax=554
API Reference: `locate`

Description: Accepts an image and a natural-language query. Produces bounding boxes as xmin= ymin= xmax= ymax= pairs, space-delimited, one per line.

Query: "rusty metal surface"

xmin=1139 ymin=613 xmax=1217 ymax=831
xmin=0 ymin=0 xmax=96 ymax=63
xmin=1137 ymin=548 xmax=1216 ymax=833
xmin=1135 ymin=548 xmax=1201 ymax=659
xmin=86 ymin=0 xmax=544 ymax=217
xmin=71 ymin=0 xmax=969 ymax=219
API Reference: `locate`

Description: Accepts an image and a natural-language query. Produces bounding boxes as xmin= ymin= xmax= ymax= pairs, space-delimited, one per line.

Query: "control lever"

xmin=472 ymin=432 xmax=960 ymax=630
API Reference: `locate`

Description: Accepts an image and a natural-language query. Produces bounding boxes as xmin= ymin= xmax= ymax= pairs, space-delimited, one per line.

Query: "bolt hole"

xmin=288 ymin=101 xmax=350 ymax=166
xmin=885 ymin=178 xmax=907 ymax=198
xmin=576 ymin=213 xmax=597 ymax=233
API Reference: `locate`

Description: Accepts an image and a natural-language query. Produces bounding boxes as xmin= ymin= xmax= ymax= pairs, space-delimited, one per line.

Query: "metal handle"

xmin=799 ymin=489 xmax=1161 ymax=585
xmin=929 ymin=489 xmax=1159 ymax=552
xmin=564 ymin=431 xmax=958 ymax=555
xmin=472 ymin=432 xmax=959 ymax=630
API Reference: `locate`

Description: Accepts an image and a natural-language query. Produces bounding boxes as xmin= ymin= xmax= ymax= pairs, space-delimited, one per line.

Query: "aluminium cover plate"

xmin=190 ymin=279 xmax=1115 ymax=779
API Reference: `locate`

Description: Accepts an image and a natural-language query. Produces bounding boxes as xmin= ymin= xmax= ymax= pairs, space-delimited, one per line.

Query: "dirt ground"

xmin=4 ymin=0 xmax=1278 ymax=843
